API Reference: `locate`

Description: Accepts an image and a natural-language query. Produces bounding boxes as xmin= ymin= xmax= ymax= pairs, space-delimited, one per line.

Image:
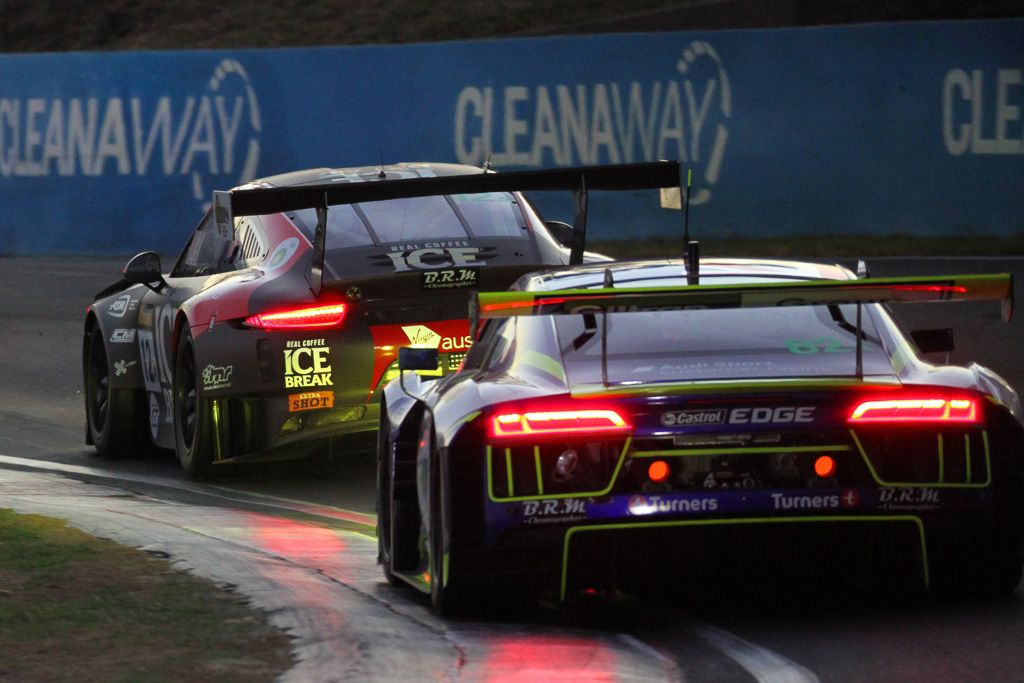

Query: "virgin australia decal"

xmin=452 ymin=40 xmax=730 ymax=204
xmin=0 ymin=58 xmax=261 ymax=211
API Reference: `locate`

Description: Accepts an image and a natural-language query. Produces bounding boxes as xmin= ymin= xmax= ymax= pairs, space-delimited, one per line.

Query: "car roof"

xmin=243 ymin=162 xmax=486 ymax=189
xmin=521 ymin=258 xmax=856 ymax=291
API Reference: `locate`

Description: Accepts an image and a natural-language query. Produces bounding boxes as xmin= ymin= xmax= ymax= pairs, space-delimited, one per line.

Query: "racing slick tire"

xmin=173 ymin=327 xmax=214 ymax=478
xmin=376 ymin=406 xmax=404 ymax=587
xmin=978 ymin=555 xmax=1023 ymax=597
xmin=428 ymin=426 xmax=471 ymax=616
xmin=85 ymin=324 xmax=144 ymax=458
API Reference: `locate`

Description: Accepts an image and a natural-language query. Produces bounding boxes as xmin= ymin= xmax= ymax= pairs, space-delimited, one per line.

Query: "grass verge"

xmin=591 ymin=234 xmax=1024 ymax=259
xmin=0 ymin=509 xmax=292 ymax=682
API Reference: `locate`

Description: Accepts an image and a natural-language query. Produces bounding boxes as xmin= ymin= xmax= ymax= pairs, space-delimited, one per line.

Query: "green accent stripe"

xmin=849 ymin=429 xmax=991 ymax=488
xmin=211 ymin=399 xmax=223 ymax=462
xmin=559 ymin=515 xmax=929 ymax=601
xmin=633 ymin=445 xmax=850 ymax=458
xmin=521 ymin=349 xmax=568 ymax=384
xmin=443 ymin=552 xmax=449 ymax=588
xmin=965 ymin=434 xmax=972 ymax=484
xmin=983 ymin=431 xmax=991 ymax=483
xmin=487 ymin=438 xmax=633 ymax=502
xmin=534 ymin=446 xmax=545 ymax=495
xmin=479 ymin=274 xmax=1011 ymax=318
xmin=505 ymin=449 xmax=514 ymax=497
xmin=453 ymin=410 xmax=481 ymax=431
xmin=572 ymin=377 xmax=900 ymax=399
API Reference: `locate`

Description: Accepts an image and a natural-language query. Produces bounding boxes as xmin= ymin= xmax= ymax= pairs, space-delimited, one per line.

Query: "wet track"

xmin=3 ymin=256 xmax=1024 ymax=682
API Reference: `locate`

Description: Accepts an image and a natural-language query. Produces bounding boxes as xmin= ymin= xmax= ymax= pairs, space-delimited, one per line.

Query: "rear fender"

xmin=87 ymin=287 xmax=147 ymax=391
xmin=381 ymin=372 xmax=432 ymax=445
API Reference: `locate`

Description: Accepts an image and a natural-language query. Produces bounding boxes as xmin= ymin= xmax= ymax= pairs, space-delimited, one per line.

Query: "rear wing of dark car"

xmin=212 ymin=161 xmax=682 ymax=295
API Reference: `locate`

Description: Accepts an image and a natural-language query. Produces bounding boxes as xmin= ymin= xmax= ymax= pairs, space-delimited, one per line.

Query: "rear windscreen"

xmin=554 ymin=304 xmax=892 ymax=384
xmin=289 ymin=192 xmax=527 ymax=247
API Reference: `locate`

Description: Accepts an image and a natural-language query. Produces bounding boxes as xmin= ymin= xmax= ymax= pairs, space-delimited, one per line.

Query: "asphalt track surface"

xmin=3 ymin=255 xmax=1024 ymax=682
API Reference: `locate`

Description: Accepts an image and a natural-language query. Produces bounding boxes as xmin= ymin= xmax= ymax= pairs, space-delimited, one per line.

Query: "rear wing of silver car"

xmin=471 ymin=273 xmax=1014 ymax=380
xmin=212 ymin=161 xmax=682 ymax=296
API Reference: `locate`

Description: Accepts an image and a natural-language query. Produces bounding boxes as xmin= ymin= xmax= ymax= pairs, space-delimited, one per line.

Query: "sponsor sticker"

xmin=148 ymin=393 xmax=160 ymax=440
xmin=110 ymin=328 xmax=136 ymax=343
xmin=108 ymin=294 xmax=135 ymax=318
xmin=288 ymin=391 xmax=335 ymax=413
xmin=728 ymin=406 xmax=816 ymax=425
xmin=770 ymin=489 xmax=859 ymax=510
xmin=519 ymin=498 xmax=588 ymax=524
xmin=113 ymin=359 xmax=137 ymax=377
xmin=201 ymin=364 xmax=233 ymax=391
xmin=283 ymin=339 xmax=332 ymax=388
xmin=265 ymin=237 xmax=299 ymax=270
xmin=878 ymin=487 xmax=941 ymax=511
xmin=422 ymin=267 xmax=479 ymax=290
xmin=371 ymin=244 xmax=493 ymax=272
xmin=627 ymin=493 xmax=719 ymax=516
xmin=660 ymin=409 xmax=726 ymax=427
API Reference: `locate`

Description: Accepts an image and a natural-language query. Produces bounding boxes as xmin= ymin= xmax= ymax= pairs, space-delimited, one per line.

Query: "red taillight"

xmin=848 ymin=397 xmax=979 ymax=423
xmin=244 ymin=304 xmax=346 ymax=330
xmin=490 ymin=408 xmax=631 ymax=439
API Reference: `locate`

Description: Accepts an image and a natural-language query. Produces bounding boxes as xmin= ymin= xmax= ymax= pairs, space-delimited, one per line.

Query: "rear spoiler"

xmin=473 ymin=274 xmax=1014 ymax=322
xmin=472 ymin=273 xmax=1013 ymax=382
xmin=212 ymin=161 xmax=682 ymax=296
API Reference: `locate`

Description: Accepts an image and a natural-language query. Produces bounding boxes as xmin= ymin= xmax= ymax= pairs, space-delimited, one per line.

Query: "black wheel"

xmin=377 ymin=405 xmax=403 ymax=586
xmin=85 ymin=324 xmax=142 ymax=458
xmin=173 ymin=327 xmax=214 ymax=477
xmin=975 ymin=552 xmax=1022 ymax=598
xmin=930 ymin=527 xmax=1023 ymax=598
xmin=428 ymin=424 xmax=469 ymax=616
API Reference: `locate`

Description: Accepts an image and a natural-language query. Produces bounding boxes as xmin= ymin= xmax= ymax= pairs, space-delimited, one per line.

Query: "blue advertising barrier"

xmin=0 ymin=19 xmax=1021 ymax=254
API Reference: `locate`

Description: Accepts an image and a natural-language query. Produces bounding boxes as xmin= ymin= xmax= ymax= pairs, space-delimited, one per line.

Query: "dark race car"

xmin=83 ymin=161 xmax=680 ymax=475
xmin=377 ymin=258 xmax=1022 ymax=613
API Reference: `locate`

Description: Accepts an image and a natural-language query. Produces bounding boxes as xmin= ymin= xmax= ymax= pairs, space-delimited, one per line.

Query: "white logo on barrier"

xmin=942 ymin=68 xmax=1024 ymax=156
xmin=0 ymin=58 xmax=261 ymax=211
xmin=452 ymin=40 xmax=731 ymax=204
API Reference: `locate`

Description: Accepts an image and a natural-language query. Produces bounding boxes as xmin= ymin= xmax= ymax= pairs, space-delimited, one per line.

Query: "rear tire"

xmin=85 ymin=325 xmax=142 ymax=458
xmin=173 ymin=327 xmax=214 ymax=477
xmin=377 ymin=405 xmax=403 ymax=586
xmin=428 ymin=429 xmax=470 ymax=616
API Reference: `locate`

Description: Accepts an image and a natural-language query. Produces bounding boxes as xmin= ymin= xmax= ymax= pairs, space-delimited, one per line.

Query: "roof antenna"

xmin=378 ymin=147 xmax=386 ymax=179
xmin=683 ymin=168 xmax=699 ymax=286
xmin=483 ymin=154 xmax=493 ymax=172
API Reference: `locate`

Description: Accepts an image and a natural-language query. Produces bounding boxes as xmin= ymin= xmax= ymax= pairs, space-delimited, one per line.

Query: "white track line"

xmin=691 ymin=621 xmax=819 ymax=683
xmin=0 ymin=454 xmax=376 ymax=528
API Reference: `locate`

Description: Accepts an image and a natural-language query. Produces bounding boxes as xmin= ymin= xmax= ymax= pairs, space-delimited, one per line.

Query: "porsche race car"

xmin=83 ymin=161 xmax=680 ymax=475
xmin=377 ymin=258 xmax=1023 ymax=613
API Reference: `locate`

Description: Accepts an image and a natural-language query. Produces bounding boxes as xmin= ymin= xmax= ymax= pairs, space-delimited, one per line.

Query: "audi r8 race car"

xmin=83 ymin=161 xmax=680 ymax=475
xmin=377 ymin=258 xmax=1023 ymax=613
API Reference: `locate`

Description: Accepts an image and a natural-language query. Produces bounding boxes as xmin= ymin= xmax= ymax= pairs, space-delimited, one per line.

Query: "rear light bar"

xmin=848 ymin=397 xmax=979 ymax=423
xmin=244 ymin=303 xmax=347 ymax=330
xmin=490 ymin=408 xmax=631 ymax=439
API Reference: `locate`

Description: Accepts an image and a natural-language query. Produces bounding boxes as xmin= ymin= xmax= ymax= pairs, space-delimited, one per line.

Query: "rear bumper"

xmin=465 ymin=494 xmax=1019 ymax=599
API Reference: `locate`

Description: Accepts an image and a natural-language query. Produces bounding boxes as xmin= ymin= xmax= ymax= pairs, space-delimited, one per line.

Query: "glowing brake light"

xmin=490 ymin=409 xmax=630 ymax=439
xmin=848 ymin=397 xmax=979 ymax=423
xmin=244 ymin=304 xmax=347 ymax=330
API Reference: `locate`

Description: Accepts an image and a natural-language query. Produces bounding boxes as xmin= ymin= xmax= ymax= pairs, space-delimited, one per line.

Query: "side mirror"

xmin=398 ymin=347 xmax=439 ymax=372
xmin=123 ymin=251 xmax=163 ymax=285
xmin=544 ymin=220 xmax=575 ymax=249
xmin=911 ymin=328 xmax=954 ymax=354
